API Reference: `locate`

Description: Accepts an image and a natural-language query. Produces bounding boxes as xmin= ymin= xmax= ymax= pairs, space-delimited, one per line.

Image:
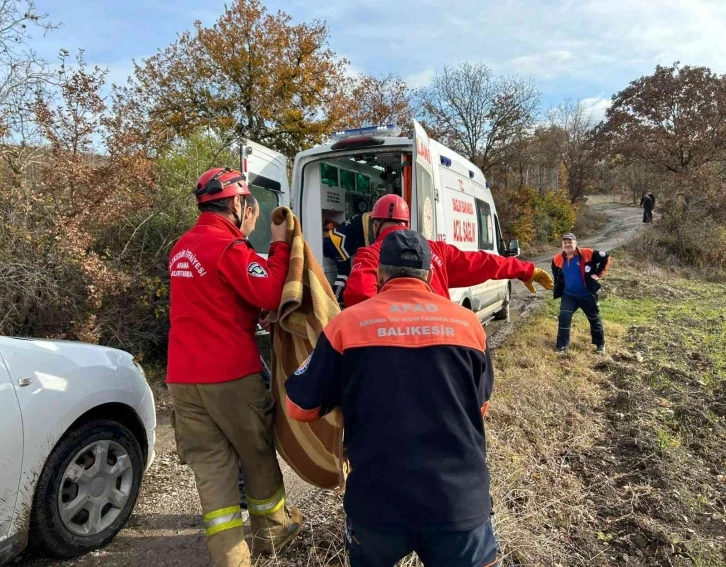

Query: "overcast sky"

xmin=35 ymin=0 xmax=726 ymax=123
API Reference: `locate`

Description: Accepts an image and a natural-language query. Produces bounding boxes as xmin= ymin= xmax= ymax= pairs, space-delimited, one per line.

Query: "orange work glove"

xmin=524 ymin=268 xmax=554 ymax=294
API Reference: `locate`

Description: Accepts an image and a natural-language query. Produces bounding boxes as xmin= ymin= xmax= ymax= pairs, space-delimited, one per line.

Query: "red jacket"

xmin=343 ymin=225 xmax=536 ymax=307
xmin=166 ymin=213 xmax=290 ymax=384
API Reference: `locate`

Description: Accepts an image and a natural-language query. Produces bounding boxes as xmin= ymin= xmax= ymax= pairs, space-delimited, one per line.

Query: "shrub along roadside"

xmin=492 ymin=186 xmax=580 ymax=248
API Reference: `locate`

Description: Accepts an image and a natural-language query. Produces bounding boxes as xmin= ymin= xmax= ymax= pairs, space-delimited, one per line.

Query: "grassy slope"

xmin=488 ymin=250 xmax=726 ymax=566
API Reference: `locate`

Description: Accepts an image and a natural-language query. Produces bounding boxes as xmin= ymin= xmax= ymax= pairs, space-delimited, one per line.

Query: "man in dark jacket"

xmin=640 ymin=191 xmax=655 ymax=223
xmin=551 ymin=232 xmax=611 ymax=355
xmin=323 ymin=212 xmax=375 ymax=305
xmin=286 ymin=230 xmax=499 ymax=567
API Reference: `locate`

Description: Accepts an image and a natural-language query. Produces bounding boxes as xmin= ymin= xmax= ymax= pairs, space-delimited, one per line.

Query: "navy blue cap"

xmin=379 ymin=229 xmax=432 ymax=270
xmin=561 ymin=232 xmax=577 ymax=241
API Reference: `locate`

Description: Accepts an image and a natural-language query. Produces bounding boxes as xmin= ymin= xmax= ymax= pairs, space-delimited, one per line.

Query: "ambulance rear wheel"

xmin=494 ymin=286 xmax=510 ymax=322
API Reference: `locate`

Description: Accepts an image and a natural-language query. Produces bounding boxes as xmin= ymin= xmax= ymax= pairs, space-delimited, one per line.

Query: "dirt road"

xmin=19 ymin=203 xmax=644 ymax=567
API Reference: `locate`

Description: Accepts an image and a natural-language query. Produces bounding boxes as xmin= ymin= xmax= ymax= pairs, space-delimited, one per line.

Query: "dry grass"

xmin=486 ymin=304 xmax=627 ymax=565
xmin=487 ymin=250 xmax=726 ymax=566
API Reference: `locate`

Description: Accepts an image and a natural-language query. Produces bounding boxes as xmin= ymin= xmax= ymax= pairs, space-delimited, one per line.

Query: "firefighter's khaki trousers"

xmin=168 ymin=374 xmax=289 ymax=567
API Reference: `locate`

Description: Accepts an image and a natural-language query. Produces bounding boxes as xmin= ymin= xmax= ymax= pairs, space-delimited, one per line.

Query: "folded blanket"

xmin=269 ymin=206 xmax=344 ymax=489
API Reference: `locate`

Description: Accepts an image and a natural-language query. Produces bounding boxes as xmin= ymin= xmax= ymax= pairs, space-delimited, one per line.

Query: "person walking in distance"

xmin=286 ymin=230 xmax=500 ymax=567
xmin=551 ymin=233 xmax=611 ymax=355
xmin=166 ymin=167 xmax=302 ymax=567
xmin=640 ymin=191 xmax=655 ymax=223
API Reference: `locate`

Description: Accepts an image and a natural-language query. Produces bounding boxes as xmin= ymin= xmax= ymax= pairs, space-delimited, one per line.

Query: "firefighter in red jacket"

xmin=166 ymin=167 xmax=301 ymax=567
xmin=286 ymin=230 xmax=500 ymax=566
xmin=343 ymin=194 xmax=554 ymax=307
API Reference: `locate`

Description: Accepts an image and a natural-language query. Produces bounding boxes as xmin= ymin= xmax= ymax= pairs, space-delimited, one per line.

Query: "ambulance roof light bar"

xmin=330 ymin=124 xmax=402 ymax=142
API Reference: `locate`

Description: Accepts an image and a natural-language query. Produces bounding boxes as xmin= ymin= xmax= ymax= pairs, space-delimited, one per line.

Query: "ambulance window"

xmin=494 ymin=215 xmax=506 ymax=253
xmin=475 ymin=199 xmax=494 ymax=251
xmin=247 ymin=186 xmax=279 ymax=252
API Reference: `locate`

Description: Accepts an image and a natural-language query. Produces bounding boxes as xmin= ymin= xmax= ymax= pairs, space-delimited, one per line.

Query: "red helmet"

xmin=371 ymin=194 xmax=410 ymax=223
xmin=194 ymin=167 xmax=250 ymax=204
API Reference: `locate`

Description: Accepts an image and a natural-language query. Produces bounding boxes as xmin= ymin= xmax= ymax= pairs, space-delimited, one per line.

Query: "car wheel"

xmin=494 ymin=285 xmax=511 ymax=321
xmin=29 ymin=419 xmax=143 ymax=559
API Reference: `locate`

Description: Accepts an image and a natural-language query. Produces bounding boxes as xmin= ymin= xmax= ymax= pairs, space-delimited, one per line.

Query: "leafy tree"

xmin=596 ymin=63 xmax=726 ymax=269
xmin=341 ymin=73 xmax=415 ymax=129
xmin=597 ymin=62 xmax=726 ymax=173
xmin=0 ymin=52 xmax=155 ymax=343
xmin=130 ymin=0 xmax=350 ymax=159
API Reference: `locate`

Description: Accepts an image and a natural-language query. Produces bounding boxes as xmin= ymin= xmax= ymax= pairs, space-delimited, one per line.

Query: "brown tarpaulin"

xmin=269 ymin=206 xmax=345 ymax=489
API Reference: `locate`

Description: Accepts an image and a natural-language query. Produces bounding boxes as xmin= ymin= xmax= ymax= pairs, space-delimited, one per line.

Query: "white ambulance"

xmin=239 ymin=121 xmax=521 ymax=322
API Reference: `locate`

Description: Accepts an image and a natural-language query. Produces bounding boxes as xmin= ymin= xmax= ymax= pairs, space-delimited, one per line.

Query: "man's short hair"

xmin=198 ymin=193 xmax=257 ymax=214
xmin=378 ymin=264 xmax=429 ymax=283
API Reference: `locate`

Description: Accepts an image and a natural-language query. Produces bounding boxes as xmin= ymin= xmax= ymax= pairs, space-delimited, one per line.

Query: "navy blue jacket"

xmin=285 ymin=277 xmax=494 ymax=532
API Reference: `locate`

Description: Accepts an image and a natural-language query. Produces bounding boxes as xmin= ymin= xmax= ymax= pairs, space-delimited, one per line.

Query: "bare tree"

xmin=547 ymin=99 xmax=599 ymax=201
xmin=0 ymin=0 xmax=58 ymax=170
xmin=417 ymin=62 xmax=540 ymax=174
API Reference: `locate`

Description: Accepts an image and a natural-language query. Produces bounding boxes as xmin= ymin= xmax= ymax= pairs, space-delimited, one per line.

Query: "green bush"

xmin=492 ymin=186 xmax=577 ymax=247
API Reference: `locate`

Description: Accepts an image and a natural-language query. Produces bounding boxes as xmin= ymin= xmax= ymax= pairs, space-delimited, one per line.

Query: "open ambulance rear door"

xmin=239 ymin=139 xmax=290 ymax=256
xmin=411 ymin=120 xmax=437 ymax=241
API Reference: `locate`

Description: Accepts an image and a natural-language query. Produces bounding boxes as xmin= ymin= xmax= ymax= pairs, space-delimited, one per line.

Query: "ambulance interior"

xmin=314 ymin=151 xmax=412 ymax=286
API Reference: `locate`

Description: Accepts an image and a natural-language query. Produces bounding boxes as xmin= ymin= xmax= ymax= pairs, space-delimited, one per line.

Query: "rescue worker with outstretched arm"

xmin=166 ymin=167 xmax=301 ymax=567
xmin=286 ymin=230 xmax=500 ymax=567
xmin=343 ymin=194 xmax=553 ymax=307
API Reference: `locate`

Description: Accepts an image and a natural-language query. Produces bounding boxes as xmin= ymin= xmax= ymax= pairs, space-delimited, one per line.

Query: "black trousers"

xmin=346 ymin=517 xmax=499 ymax=567
xmin=643 ymin=208 xmax=653 ymax=223
xmin=557 ymin=293 xmax=604 ymax=349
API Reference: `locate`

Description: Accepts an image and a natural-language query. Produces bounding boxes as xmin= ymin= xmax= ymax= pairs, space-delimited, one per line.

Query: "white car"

xmin=0 ymin=337 xmax=156 ymax=564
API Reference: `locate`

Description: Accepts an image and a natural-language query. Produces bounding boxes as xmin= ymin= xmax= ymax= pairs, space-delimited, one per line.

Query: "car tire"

xmin=29 ymin=419 xmax=143 ymax=559
xmin=494 ymin=285 xmax=511 ymax=321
